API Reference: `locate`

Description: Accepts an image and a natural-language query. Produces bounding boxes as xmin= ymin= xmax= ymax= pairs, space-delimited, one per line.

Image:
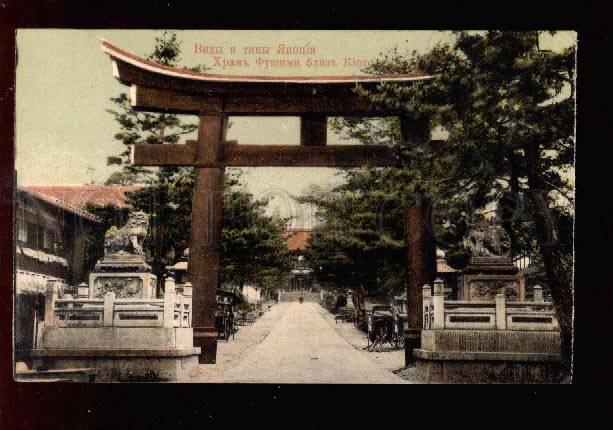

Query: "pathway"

xmin=188 ymin=302 xmax=409 ymax=384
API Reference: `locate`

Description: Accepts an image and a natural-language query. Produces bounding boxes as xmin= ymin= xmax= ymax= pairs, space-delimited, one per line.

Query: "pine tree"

xmin=329 ymin=31 xmax=575 ymax=368
xmin=105 ymin=32 xmax=199 ymax=185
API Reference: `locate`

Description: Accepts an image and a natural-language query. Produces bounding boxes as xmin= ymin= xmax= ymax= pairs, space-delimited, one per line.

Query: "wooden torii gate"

xmin=101 ymin=39 xmax=436 ymax=363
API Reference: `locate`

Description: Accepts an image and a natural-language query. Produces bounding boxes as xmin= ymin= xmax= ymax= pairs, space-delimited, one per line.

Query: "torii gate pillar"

xmin=188 ymin=114 xmax=227 ymax=363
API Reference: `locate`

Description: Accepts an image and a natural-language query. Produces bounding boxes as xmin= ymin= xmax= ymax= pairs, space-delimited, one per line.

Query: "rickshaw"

xmin=214 ymin=294 xmax=235 ymax=341
xmin=365 ymin=305 xmax=405 ymax=351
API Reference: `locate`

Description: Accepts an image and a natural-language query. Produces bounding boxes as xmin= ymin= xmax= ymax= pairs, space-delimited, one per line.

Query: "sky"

xmin=15 ymin=30 xmax=576 ymax=227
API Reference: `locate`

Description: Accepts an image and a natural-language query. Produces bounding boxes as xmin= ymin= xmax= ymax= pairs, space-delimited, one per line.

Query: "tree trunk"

xmin=153 ymin=232 xmax=165 ymax=296
xmin=356 ymin=285 xmax=364 ymax=310
xmin=153 ymin=260 xmax=164 ymax=296
xmin=525 ymin=144 xmax=573 ymax=372
xmin=404 ymin=200 xmax=437 ymax=362
xmin=500 ymin=152 xmax=522 ymax=256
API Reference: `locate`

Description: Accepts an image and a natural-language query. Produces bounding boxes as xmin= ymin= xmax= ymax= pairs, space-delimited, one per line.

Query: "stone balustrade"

xmin=42 ymin=278 xmax=192 ymax=331
xmin=31 ymin=248 xmax=201 ymax=381
xmin=422 ymin=279 xmax=558 ymax=332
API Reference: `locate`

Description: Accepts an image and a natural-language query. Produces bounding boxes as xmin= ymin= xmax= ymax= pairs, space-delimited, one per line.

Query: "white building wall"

xmin=242 ymin=285 xmax=261 ymax=304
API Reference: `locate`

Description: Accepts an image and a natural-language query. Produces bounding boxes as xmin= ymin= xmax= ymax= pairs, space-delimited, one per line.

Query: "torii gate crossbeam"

xmin=101 ymin=39 xmax=435 ymax=364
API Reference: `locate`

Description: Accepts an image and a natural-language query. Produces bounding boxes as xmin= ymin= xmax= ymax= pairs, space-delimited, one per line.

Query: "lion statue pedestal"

xmin=32 ymin=211 xmax=201 ymax=382
xmin=460 ymin=222 xmax=523 ymax=301
xmin=412 ymin=223 xmax=558 ymax=383
xmin=462 ymin=256 xmax=522 ymax=301
xmin=88 ymin=211 xmax=156 ymax=299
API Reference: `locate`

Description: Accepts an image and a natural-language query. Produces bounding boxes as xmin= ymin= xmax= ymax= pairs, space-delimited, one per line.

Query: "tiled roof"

xmin=285 ymin=229 xmax=312 ymax=252
xmin=17 ymin=187 xmax=102 ymax=223
xmin=20 ymin=184 xmax=145 ymax=209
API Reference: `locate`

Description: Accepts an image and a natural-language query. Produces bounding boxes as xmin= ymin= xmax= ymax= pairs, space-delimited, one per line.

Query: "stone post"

xmin=63 ymin=294 xmax=74 ymax=309
xmin=422 ymin=284 xmax=431 ymax=329
xmin=44 ymin=282 xmax=59 ymax=325
xmin=432 ymin=279 xmax=445 ymax=329
xmin=182 ymin=282 xmax=193 ymax=298
xmin=423 ymin=283 xmax=432 ymax=298
xmin=177 ymin=294 xmax=185 ymax=327
xmin=103 ymin=292 xmax=115 ymax=326
xmin=164 ymin=290 xmax=177 ymax=328
xmin=183 ymin=282 xmax=193 ymax=327
xmin=77 ymin=282 xmax=89 ymax=299
xmin=533 ymin=285 xmax=544 ymax=303
xmin=164 ymin=276 xmax=176 ymax=295
xmin=495 ymin=293 xmax=506 ymax=330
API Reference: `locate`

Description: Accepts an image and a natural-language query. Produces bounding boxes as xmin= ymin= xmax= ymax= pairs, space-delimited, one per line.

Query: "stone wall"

xmin=415 ymin=359 xmax=562 ymax=384
xmin=421 ymin=329 xmax=560 ymax=355
xmin=414 ymin=279 xmax=562 ymax=383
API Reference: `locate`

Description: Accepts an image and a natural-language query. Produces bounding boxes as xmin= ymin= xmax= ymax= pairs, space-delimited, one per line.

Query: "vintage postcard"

xmin=12 ymin=29 xmax=576 ymax=384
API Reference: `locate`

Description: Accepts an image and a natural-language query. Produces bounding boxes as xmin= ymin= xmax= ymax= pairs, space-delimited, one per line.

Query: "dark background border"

xmin=1 ymin=1 xmax=611 ymax=428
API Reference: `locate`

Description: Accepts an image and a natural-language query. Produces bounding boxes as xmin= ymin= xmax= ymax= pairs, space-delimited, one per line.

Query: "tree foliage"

xmin=220 ymin=181 xmax=293 ymax=290
xmin=313 ymin=31 xmax=575 ymax=365
xmin=300 ymin=172 xmax=406 ymax=297
xmin=328 ymin=31 xmax=574 ymax=265
xmin=105 ymin=31 xmax=207 ymax=185
xmin=123 ymin=169 xmax=292 ymax=293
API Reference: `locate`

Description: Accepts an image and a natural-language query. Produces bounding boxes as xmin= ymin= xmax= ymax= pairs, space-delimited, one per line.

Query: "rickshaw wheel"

xmin=395 ymin=335 xmax=405 ymax=348
xmin=224 ymin=320 xmax=232 ymax=342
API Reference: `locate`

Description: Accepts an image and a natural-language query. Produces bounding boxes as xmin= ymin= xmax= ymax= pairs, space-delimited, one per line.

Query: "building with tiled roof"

xmin=17 ymin=187 xmax=101 ymax=223
xmin=14 ymin=183 xmax=146 ymax=363
xmin=20 ymin=184 xmax=144 ymax=210
xmin=14 ymin=186 xmax=105 ymax=362
xmin=284 ymin=228 xmax=312 ymax=252
xmin=283 ymin=228 xmax=317 ymax=292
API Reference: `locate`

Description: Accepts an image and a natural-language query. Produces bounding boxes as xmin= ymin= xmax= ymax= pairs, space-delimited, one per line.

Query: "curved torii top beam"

xmin=100 ymin=39 xmax=432 ymax=115
xmin=101 ymin=39 xmax=431 ymax=86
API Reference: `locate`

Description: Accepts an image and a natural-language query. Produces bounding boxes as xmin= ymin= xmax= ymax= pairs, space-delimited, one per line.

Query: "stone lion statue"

xmin=464 ymin=221 xmax=511 ymax=257
xmin=104 ymin=211 xmax=150 ymax=256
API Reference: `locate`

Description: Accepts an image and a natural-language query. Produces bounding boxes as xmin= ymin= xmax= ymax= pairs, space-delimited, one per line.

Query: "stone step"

xmin=16 ymin=368 xmax=96 ymax=382
xmin=279 ymin=291 xmax=320 ymax=302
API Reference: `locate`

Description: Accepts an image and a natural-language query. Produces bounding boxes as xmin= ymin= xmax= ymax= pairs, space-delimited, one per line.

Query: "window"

xmin=43 ymin=229 xmax=53 ymax=250
xmin=37 ymin=226 xmax=45 ymax=249
xmin=53 ymin=233 xmax=63 ymax=253
xmin=27 ymin=222 xmax=37 ymax=246
xmin=17 ymin=219 xmax=27 ymax=242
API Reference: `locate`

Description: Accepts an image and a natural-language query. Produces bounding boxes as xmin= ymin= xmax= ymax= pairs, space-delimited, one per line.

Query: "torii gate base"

xmin=101 ymin=40 xmax=436 ymax=364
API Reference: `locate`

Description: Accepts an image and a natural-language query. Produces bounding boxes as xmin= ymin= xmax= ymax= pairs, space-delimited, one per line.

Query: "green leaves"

xmin=106 ymin=156 xmax=123 ymax=166
xmin=147 ymin=31 xmax=182 ymax=66
xmin=219 ymin=183 xmax=292 ymax=290
xmin=300 ymin=169 xmax=407 ymax=296
xmin=106 ymin=33 xmax=199 ymax=184
xmin=308 ymin=31 xmax=575 ymax=298
xmin=104 ymin=32 xmax=293 ymax=291
xmin=121 ymin=169 xmax=291 ymax=291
